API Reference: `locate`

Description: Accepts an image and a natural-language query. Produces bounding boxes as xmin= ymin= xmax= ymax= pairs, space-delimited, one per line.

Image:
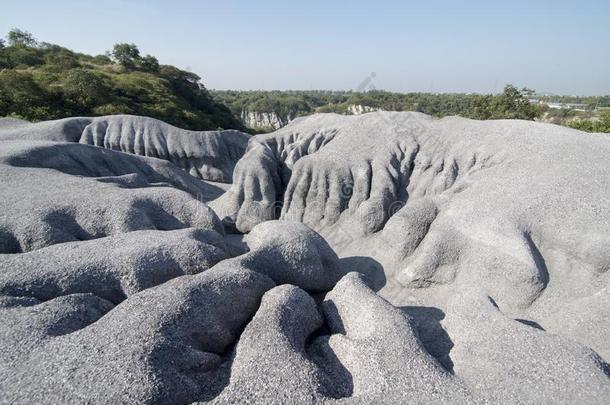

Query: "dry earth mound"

xmin=212 ymin=112 xmax=610 ymax=381
xmin=0 ymin=115 xmax=250 ymax=182
xmin=0 ymin=114 xmax=608 ymax=403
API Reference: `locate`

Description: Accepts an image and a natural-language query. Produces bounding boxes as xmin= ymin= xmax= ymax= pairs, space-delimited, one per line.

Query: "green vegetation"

xmin=567 ymin=112 xmax=610 ymax=133
xmin=535 ymin=95 xmax=610 ymax=110
xmin=214 ymin=87 xmax=610 ymax=133
xmin=214 ymin=85 xmax=543 ymax=124
xmin=1 ymin=28 xmax=607 ymax=134
xmin=529 ymin=95 xmax=610 ymax=132
xmin=0 ymin=29 xmax=243 ymax=130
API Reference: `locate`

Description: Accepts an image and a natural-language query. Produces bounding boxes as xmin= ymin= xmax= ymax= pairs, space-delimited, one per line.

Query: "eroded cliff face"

xmin=346 ymin=104 xmax=381 ymax=115
xmin=239 ymin=106 xmax=380 ymax=131
xmin=240 ymin=110 xmax=292 ymax=130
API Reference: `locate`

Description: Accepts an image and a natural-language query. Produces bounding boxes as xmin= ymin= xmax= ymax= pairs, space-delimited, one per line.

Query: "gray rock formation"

xmin=209 ymin=111 xmax=610 ymax=402
xmin=0 ymin=114 xmax=250 ymax=182
xmin=0 ymin=228 xmax=228 ymax=303
xmin=212 ymin=111 xmax=610 ymax=351
xmin=443 ymin=289 xmax=610 ymax=403
xmin=0 ymin=266 xmax=275 ymax=404
xmin=0 ymin=141 xmax=223 ymax=254
xmin=1 ymin=112 xmax=609 ymax=403
xmin=243 ymin=220 xmax=344 ymax=291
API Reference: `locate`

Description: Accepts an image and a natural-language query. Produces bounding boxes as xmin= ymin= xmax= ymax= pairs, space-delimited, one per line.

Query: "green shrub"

xmin=90 ymin=54 xmax=112 ymax=65
xmin=568 ymin=112 xmax=610 ymax=133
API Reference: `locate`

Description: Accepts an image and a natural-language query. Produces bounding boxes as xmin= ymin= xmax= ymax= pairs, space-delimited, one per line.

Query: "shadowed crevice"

xmin=523 ymin=232 xmax=550 ymax=289
xmin=401 ymin=305 xmax=455 ymax=373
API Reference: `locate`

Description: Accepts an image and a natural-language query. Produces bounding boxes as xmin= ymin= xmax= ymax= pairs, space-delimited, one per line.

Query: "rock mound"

xmin=0 ymin=115 xmax=250 ymax=182
xmin=243 ymin=220 xmax=344 ymax=291
xmin=444 ymin=289 xmax=610 ymax=403
xmin=212 ymin=111 xmax=610 ymax=355
xmin=0 ymin=141 xmax=223 ymax=253
xmin=0 ymin=228 xmax=228 ymax=303
xmin=1 ymin=113 xmax=609 ymax=403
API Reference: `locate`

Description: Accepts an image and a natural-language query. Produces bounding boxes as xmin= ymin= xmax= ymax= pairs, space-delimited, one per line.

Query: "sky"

xmin=1 ymin=0 xmax=609 ymax=95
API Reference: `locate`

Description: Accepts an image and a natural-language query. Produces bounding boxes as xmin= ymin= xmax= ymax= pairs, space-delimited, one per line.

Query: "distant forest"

xmin=214 ymin=87 xmax=542 ymax=121
xmin=213 ymin=89 xmax=610 ymax=133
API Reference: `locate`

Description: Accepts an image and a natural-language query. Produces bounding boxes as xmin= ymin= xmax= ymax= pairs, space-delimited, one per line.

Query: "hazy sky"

xmin=2 ymin=0 xmax=609 ymax=94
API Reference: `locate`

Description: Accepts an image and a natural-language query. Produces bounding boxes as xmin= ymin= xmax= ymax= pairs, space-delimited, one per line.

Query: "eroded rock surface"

xmin=0 ymin=141 xmax=223 ymax=253
xmin=0 ymin=114 xmax=250 ymax=182
xmin=212 ymin=112 xmax=610 ymax=355
xmin=444 ymin=289 xmax=610 ymax=403
xmin=1 ymin=113 xmax=609 ymax=404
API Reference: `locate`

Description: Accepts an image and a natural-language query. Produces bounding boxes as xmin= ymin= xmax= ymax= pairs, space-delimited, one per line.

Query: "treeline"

xmin=214 ymin=86 xmax=543 ymax=123
xmin=213 ymin=90 xmax=346 ymax=123
xmin=213 ymin=88 xmax=610 ymax=133
xmin=536 ymin=95 xmax=610 ymax=109
xmin=0 ymin=29 xmax=243 ymax=130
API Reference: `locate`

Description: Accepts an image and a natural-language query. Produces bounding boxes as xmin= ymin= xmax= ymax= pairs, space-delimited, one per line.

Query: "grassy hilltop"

xmin=0 ymin=29 xmax=243 ymax=131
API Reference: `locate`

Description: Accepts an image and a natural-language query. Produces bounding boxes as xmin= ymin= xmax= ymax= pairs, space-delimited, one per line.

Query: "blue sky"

xmin=1 ymin=0 xmax=609 ymax=94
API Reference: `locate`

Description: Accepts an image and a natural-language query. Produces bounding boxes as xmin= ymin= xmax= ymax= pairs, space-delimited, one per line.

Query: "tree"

xmin=7 ymin=28 xmax=36 ymax=47
xmin=139 ymin=54 xmax=159 ymax=72
xmin=468 ymin=85 xmax=541 ymax=121
xmin=0 ymin=70 xmax=53 ymax=120
xmin=2 ymin=46 xmax=44 ymax=67
xmin=91 ymin=54 xmax=112 ymax=65
xmin=496 ymin=85 xmax=539 ymax=120
xmin=44 ymin=50 xmax=80 ymax=70
xmin=0 ymin=38 xmax=5 ymax=49
xmin=62 ymin=69 xmax=110 ymax=110
xmin=111 ymin=43 xmax=140 ymax=69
